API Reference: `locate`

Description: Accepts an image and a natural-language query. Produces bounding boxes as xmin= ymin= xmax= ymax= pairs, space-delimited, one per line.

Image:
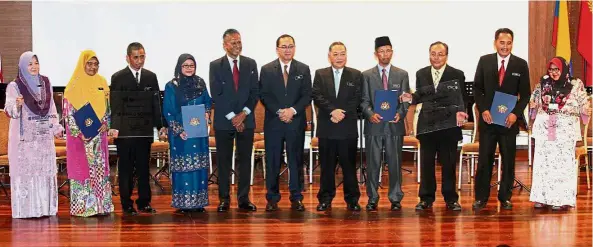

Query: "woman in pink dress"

xmin=4 ymin=51 xmax=63 ymax=218
xmin=63 ymin=50 xmax=114 ymax=217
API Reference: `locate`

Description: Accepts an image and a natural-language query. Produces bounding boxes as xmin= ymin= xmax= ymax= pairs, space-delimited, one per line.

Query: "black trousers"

xmin=317 ymin=138 xmax=360 ymax=204
xmin=215 ymin=129 xmax=254 ymax=204
xmin=264 ymin=128 xmax=305 ymax=203
xmin=417 ymin=129 xmax=459 ymax=204
xmin=116 ymin=138 xmax=152 ymax=209
xmin=474 ymin=130 xmax=517 ymax=202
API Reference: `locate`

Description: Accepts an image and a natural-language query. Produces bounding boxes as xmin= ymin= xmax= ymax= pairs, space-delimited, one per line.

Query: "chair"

xmin=0 ymin=110 xmax=11 ymax=197
xmin=251 ymin=101 xmax=266 ymax=185
xmin=309 ymin=103 xmax=319 ymax=184
xmin=457 ymin=103 xmax=501 ymax=190
xmin=576 ymin=96 xmax=591 ymax=190
xmin=402 ymin=104 xmax=421 ymax=183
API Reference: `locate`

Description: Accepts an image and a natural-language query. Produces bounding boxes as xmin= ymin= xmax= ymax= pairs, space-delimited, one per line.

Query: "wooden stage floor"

xmin=0 ymin=151 xmax=591 ymax=247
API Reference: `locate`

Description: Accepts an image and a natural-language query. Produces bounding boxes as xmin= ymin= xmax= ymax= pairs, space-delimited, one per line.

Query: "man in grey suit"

xmin=360 ymin=36 xmax=410 ymax=211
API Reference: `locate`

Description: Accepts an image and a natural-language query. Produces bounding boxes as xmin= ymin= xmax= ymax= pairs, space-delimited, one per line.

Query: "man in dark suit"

xmin=472 ymin=28 xmax=530 ymax=210
xmin=401 ymin=41 xmax=467 ymax=211
xmin=209 ymin=29 xmax=259 ymax=212
xmin=360 ymin=36 xmax=411 ymax=211
xmin=110 ymin=42 xmax=164 ymax=216
xmin=260 ymin=34 xmax=312 ymax=211
xmin=312 ymin=42 xmax=362 ymax=212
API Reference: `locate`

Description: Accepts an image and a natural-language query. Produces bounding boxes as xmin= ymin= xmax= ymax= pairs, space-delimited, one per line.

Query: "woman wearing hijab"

xmin=63 ymin=50 xmax=114 ymax=217
xmin=4 ymin=52 xmax=63 ymax=218
xmin=529 ymin=56 xmax=592 ymax=210
xmin=163 ymin=54 xmax=212 ymax=213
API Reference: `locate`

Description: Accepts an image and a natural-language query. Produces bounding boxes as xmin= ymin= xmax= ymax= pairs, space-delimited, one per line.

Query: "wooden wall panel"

xmin=0 ymin=1 xmax=32 ymax=83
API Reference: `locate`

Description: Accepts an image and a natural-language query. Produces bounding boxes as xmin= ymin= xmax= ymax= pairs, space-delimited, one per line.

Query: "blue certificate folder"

xmin=73 ymin=103 xmax=102 ymax=139
xmin=490 ymin=91 xmax=518 ymax=126
xmin=181 ymin=104 xmax=207 ymax=138
xmin=374 ymin=90 xmax=400 ymax=122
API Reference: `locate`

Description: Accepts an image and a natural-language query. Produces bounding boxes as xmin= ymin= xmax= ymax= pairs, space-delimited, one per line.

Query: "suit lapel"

xmin=287 ymin=60 xmax=297 ymax=91
xmin=388 ymin=65 xmax=400 ymax=91
xmin=221 ymin=56 xmax=234 ymax=91
xmin=502 ymin=55 xmax=515 ymax=87
xmin=326 ymin=67 xmax=337 ymax=99
xmin=337 ymin=68 xmax=351 ymax=100
xmin=372 ymin=67 xmax=382 ymax=89
xmin=274 ymin=60 xmax=285 ymax=90
xmin=423 ymin=67 xmax=435 ymax=93
xmin=238 ymin=55 xmax=249 ymax=92
xmin=491 ymin=54 xmax=501 ymax=89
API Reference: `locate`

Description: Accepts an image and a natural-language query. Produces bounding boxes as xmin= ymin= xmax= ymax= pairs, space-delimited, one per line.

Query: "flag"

xmin=577 ymin=1 xmax=592 ymax=86
xmin=552 ymin=0 xmax=572 ymax=75
xmin=0 ymin=53 xmax=3 ymax=83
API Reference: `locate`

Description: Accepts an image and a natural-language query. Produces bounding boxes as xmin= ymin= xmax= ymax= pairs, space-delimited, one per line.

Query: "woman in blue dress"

xmin=163 ymin=53 xmax=212 ymax=213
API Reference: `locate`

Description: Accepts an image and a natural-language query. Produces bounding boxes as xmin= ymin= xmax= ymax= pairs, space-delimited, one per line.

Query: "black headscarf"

xmin=173 ymin=53 xmax=206 ymax=110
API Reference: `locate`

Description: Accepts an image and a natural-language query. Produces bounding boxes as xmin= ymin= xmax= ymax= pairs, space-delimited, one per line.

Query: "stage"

xmin=0 ymin=151 xmax=591 ymax=247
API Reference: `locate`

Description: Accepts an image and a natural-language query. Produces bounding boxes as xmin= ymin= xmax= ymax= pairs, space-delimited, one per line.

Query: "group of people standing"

xmin=3 ymin=27 xmax=590 ymax=219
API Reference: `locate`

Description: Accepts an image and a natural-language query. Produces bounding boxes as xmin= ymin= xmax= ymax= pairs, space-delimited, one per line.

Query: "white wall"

xmin=32 ymin=1 xmax=528 ymax=90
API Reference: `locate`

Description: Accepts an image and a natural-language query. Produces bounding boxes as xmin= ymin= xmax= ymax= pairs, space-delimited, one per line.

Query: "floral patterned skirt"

xmin=529 ymin=139 xmax=577 ymax=207
xmin=171 ymin=169 xmax=209 ymax=209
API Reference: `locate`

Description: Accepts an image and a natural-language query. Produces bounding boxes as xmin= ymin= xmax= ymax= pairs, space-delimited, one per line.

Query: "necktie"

xmin=499 ymin=60 xmax=505 ymax=86
xmin=334 ymin=69 xmax=340 ymax=96
xmin=135 ymin=71 xmax=139 ymax=85
xmin=434 ymin=70 xmax=440 ymax=89
xmin=283 ymin=65 xmax=289 ymax=86
xmin=233 ymin=59 xmax=239 ymax=91
xmin=382 ymin=68 xmax=387 ymax=90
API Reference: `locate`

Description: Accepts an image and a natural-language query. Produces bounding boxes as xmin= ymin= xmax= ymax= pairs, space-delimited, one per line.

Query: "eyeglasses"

xmin=548 ymin=68 xmax=560 ymax=73
xmin=182 ymin=64 xmax=195 ymax=69
xmin=278 ymin=45 xmax=295 ymax=50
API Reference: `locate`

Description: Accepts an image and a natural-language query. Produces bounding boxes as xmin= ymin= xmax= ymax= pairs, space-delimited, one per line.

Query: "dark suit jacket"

xmin=209 ymin=55 xmax=259 ymax=130
xmin=312 ymin=66 xmax=362 ymax=140
xmin=412 ymin=65 xmax=466 ymax=141
xmin=260 ymin=59 xmax=312 ymax=131
xmin=473 ymin=53 xmax=530 ymax=134
xmin=360 ymin=65 xmax=410 ymax=136
xmin=110 ymin=67 xmax=164 ymax=137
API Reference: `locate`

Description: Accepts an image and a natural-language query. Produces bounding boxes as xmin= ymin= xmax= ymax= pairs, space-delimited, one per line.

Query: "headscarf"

xmin=64 ymin=50 xmax=110 ymax=119
xmin=173 ymin=53 xmax=206 ymax=110
xmin=14 ymin=51 xmax=52 ymax=116
xmin=540 ymin=56 xmax=572 ymax=113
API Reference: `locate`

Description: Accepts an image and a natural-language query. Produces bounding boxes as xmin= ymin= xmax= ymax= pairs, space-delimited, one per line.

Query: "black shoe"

xmin=238 ymin=201 xmax=257 ymax=211
xmin=217 ymin=201 xmax=230 ymax=212
xmin=366 ymin=202 xmax=378 ymax=211
xmin=347 ymin=203 xmax=361 ymax=212
xmin=415 ymin=201 xmax=433 ymax=211
xmin=500 ymin=200 xmax=513 ymax=210
xmin=316 ymin=202 xmax=331 ymax=211
xmin=446 ymin=201 xmax=462 ymax=211
xmin=391 ymin=202 xmax=402 ymax=211
xmin=291 ymin=201 xmax=305 ymax=211
xmin=123 ymin=207 xmax=138 ymax=216
xmin=265 ymin=202 xmax=278 ymax=212
xmin=138 ymin=205 xmax=156 ymax=214
xmin=472 ymin=200 xmax=487 ymax=210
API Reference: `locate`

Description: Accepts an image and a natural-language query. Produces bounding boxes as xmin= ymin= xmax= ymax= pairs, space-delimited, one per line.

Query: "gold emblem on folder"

xmin=189 ymin=117 xmax=200 ymax=126
xmin=380 ymin=102 xmax=390 ymax=110
xmin=497 ymin=105 xmax=508 ymax=114
xmin=85 ymin=118 xmax=93 ymax=127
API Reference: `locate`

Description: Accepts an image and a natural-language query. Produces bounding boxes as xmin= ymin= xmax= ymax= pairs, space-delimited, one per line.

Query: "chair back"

xmin=404 ymin=104 xmax=417 ymax=136
xmin=254 ymin=101 xmax=265 ymax=134
xmin=305 ymin=103 xmax=313 ymax=131
xmin=0 ymin=110 xmax=9 ymax=155
xmin=471 ymin=103 xmax=480 ymax=143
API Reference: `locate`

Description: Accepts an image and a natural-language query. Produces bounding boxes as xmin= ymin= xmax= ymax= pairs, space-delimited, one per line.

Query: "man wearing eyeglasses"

xmin=400 ymin=41 xmax=466 ymax=211
xmin=110 ymin=42 xmax=165 ymax=216
xmin=209 ymin=29 xmax=259 ymax=212
xmin=360 ymin=36 xmax=410 ymax=211
xmin=260 ymin=34 xmax=312 ymax=212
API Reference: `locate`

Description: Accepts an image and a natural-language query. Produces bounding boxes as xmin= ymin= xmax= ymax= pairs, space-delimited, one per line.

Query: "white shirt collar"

xmin=497 ymin=53 xmax=511 ymax=70
xmin=377 ymin=64 xmax=391 ymax=77
xmin=332 ymin=67 xmax=344 ymax=74
xmin=227 ymin=55 xmax=240 ymax=71
xmin=431 ymin=64 xmax=446 ymax=75
xmin=128 ymin=66 xmax=141 ymax=82
xmin=279 ymin=59 xmax=292 ymax=73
